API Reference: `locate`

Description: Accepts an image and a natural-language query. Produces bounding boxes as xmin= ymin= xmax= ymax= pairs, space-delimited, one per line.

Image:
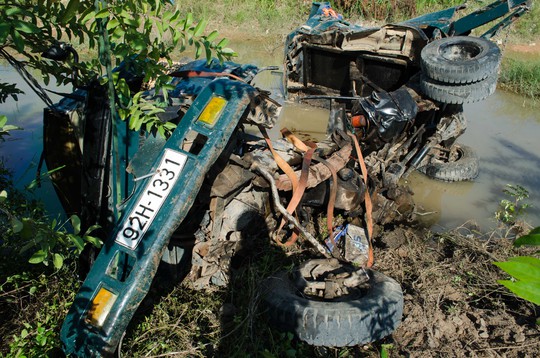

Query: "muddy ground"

xmin=371 ymin=225 xmax=539 ymax=357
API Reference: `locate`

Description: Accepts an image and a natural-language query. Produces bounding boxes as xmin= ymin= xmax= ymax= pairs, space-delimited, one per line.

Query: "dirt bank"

xmin=374 ymin=226 xmax=539 ymax=357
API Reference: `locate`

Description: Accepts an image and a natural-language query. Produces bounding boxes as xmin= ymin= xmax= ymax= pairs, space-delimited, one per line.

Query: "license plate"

xmin=116 ymin=149 xmax=187 ymax=250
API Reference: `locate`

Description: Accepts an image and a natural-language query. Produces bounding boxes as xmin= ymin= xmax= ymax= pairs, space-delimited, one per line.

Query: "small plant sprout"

xmin=495 ymin=184 xmax=531 ymax=225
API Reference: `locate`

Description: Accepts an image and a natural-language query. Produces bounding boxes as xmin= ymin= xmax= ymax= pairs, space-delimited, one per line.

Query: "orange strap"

xmin=348 ymin=132 xmax=374 ymax=268
xmin=281 ymin=128 xmax=337 ymax=246
xmin=276 ymin=128 xmax=316 ymax=246
xmin=258 ymin=126 xmax=303 ymax=246
xmin=258 ymin=126 xmax=298 ymax=194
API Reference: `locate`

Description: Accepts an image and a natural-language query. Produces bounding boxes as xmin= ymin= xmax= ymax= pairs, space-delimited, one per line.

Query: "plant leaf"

xmin=13 ymin=21 xmax=39 ymax=34
xmin=11 ymin=217 xmax=23 ymax=233
xmin=69 ymin=234 xmax=85 ymax=252
xmin=494 ymin=259 xmax=540 ymax=283
xmin=514 ymin=228 xmax=540 ymax=247
xmin=60 ymin=0 xmax=81 ymax=24
xmin=0 ymin=190 xmax=7 ymax=203
xmin=70 ymin=215 xmax=81 ymax=235
xmin=193 ymin=20 xmax=207 ymax=37
xmin=53 ymin=253 xmax=64 ymax=269
xmin=29 ymin=250 xmax=47 ymax=264
xmin=498 ymin=279 xmax=540 ymax=305
xmin=206 ymin=30 xmax=218 ymax=42
xmin=85 ymin=235 xmax=102 ymax=248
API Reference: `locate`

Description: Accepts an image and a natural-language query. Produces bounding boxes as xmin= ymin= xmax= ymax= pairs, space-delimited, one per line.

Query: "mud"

xmin=376 ymin=227 xmax=539 ymax=357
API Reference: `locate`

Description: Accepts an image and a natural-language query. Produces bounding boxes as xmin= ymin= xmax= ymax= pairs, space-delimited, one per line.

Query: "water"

xmin=0 ymin=64 xmax=67 ymax=215
xmin=1 ymin=55 xmax=539 ymax=231
xmin=409 ymin=91 xmax=540 ymax=230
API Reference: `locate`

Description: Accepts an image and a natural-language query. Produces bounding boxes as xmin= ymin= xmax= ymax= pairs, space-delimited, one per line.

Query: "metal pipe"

xmin=252 ymin=163 xmax=331 ymax=258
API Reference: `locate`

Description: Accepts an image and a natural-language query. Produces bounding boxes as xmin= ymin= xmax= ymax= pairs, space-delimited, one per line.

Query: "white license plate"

xmin=116 ymin=149 xmax=187 ymax=250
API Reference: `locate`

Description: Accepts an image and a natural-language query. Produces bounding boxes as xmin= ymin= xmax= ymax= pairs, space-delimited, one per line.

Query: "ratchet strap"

xmin=348 ymin=132 xmax=374 ymax=268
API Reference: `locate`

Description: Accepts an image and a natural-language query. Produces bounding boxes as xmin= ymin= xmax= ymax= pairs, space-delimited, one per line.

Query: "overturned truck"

xmin=29 ymin=0 xmax=530 ymax=356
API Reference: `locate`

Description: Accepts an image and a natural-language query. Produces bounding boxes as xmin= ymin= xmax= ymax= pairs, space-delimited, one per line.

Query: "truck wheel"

xmin=262 ymin=259 xmax=403 ymax=347
xmin=421 ymin=36 xmax=501 ymax=84
xmin=420 ymin=73 xmax=497 ymax=104
xmin=419 ymin=143 xmax=479 ymax=182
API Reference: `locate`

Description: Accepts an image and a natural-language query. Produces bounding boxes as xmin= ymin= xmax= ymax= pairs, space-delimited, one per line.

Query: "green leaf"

xmin=514 ymin=228 xmax=540 ymax=247
xmin=206 ymin=30 xmax=218 ymax=42
xmin=3 ymin=125 xmax=19 ymax=131
xmin=60 ymin=0 xmax=80 ymax=24
xmin=498 ymin=279 xmax=540 ymax=305
xmin=184 ymin=13 xmax=193 ymax=30
xmin=0 ymin=190 xmax=7 ymax=202
xmin=193 ymin=20 xmax=207 ymax=37
xmin=69 ymin=234 xmax=85 ymax=252
xmin=11 ymin=217 xmax=23 ymax=233
xmin=5 ymin=7 xmax=24 ymax=16
xmin=494 ymin=259 xmax=540 ymax=283
xmin=84 ymin=224 xmax=101 ymax=236
xmin=13 ymin=21 xmax=39 ymax=34
xmin=70 ymin=214 xmax=81 ymax=235
xmin=94 ymin=8 xmax=110 ymax=19
xmin=85 ymin=235 xmax=102 ymax=248
xmin=217 ymin=38 xmax=229 ymax=48
xmin=106 ymin=18 xmax=120 ymax=30
xmin=29 ymin=250 xmax=47 ymax=264
xmin=221 ymin=48 xmax=237 ymax=57
xmin=508 ymin=256 xmax=540 ymax=266
xmin=11 ymin=29 xmax=25 ymax=52
xmin=0 ymin=23 xmax=12 ymax=44
xmin=53 ymin=253 xmax=64 ymax=269
xmin=80 ymin=8 xmax=95 ymax=24
xmin=195 ymin=41 xmax=202 ymax=58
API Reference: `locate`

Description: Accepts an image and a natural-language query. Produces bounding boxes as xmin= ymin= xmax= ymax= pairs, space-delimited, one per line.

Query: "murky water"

xmin=1 ymin=45 xmax=539 ymax=230
xmin=411 ymin=91 xmax=540 ymax=230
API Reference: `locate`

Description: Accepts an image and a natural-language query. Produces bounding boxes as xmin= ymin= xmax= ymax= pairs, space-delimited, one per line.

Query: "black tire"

xmin=421 ymin=36 xmax=501 ymax=84
xmin=419 ymin=143 xmax=479 ymax=182
xmin=420 ymin=73 xmax=497 ymax=104
xmin=262 ymin=259 xmax=403 ymax=347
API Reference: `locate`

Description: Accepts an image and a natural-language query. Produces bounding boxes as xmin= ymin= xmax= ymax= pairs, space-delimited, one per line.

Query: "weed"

xmin=495 ymin=184 xmax=531 ymax=225
xmin=499 ymin=57 xmax=540 ymax=101
xmin=380 ymin=343 xmax=394 ymax=358
xmin=494 ymin=227 xmax=540 ymax=312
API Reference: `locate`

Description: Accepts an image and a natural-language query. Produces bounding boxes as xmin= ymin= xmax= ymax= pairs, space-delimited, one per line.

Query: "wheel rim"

xmin=439 ymin=41 xmax=482 ymax=62
xmin=294 ymin=259 xmax=370 ymax=301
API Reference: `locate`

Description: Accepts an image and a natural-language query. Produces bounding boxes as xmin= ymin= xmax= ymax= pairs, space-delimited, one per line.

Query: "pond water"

xmin=1 ymin=45 xmax=539 ymax=231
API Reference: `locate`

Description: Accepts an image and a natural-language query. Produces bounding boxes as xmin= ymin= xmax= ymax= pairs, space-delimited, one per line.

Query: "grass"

xmin=499 ymin=56 xmax=540 ymax=101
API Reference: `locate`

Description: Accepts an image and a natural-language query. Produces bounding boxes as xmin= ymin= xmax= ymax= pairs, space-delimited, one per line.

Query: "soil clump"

xmin=374 ymin=225 xmax=539 ymax=357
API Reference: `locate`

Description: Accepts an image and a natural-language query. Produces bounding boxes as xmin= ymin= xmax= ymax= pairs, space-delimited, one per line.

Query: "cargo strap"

xmin=280 ymin=128 xmax=338 ymax=247
xmin=257 ymin=126 xmax=304 ymax=246
xmin=348 ymin=132 xmax=374 ymax=268
xmin=276 ymin=128 xmax=316 ymax=246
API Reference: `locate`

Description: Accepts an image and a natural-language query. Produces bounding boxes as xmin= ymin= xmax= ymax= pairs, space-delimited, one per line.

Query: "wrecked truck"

xmin=284 ymin=0 xmax=530 ymax=186
xmin=11 ymin=0 xmax=528 ymax=355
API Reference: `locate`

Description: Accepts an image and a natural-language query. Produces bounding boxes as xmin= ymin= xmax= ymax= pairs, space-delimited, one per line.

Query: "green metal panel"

xmin=61 ymin=78 xmax=256 ymax=356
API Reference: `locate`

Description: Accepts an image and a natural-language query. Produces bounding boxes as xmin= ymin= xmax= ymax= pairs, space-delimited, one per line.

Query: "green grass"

xmin=499 ymin=56 xmax=540 ymax=101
